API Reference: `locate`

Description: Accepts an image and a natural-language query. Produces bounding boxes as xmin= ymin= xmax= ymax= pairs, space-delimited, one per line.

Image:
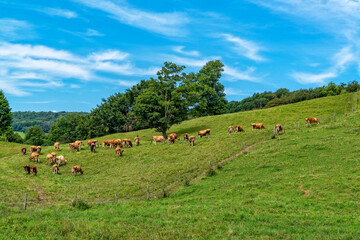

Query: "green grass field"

xmin=1 ymin=93 xmax=359 ymax=239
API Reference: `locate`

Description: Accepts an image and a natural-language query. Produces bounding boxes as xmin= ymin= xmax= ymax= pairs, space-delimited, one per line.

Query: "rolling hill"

xmin=0 ymin=93 xmax=359 ymax=239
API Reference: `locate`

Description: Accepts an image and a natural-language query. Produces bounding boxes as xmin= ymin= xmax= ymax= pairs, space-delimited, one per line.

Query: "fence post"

xmin=115 ymin=192 xmax=117 ymax=203
xmin=147 ymin=185 xmax=150 ymax=200
xmin=333 ymin=112 xmax=336 ymax=122
xmin=273 ymin=126 xmax=276 ymax=137
xmin=74 ymin=193 xmax=77 ymax=205
xmin=24 ymin=193 xmax=28 ymax=210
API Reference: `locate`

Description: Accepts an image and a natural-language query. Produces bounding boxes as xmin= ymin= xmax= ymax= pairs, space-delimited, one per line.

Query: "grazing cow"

xmin=56 ymin=155 xmax=67 ymax=166
xmin=72 ymin=165 xmax=83 ymax=176
xmin=36 ymin=146 xmax=42 ymax=154
xmin=275 ymin=124 xmax=285 ymax=134
xmin=235 ymin=125 xmax=245 ymax=133
xmin=228 ymin=126 xmax=234 ymax=136
xmin=54 ymin=142 xmax=60 ymax=150
xmin=111 ymin=139 xmax=122 ymax=148
xmin=46 ymin=154 xmax=56 ymax=165
xmin=90 ymin=142 xmax=96 ymax=153
xmin=24 ymin=164 xmax=31 ymax=174
xmin=29 ymin=152 xmax=40 ymax=163
xmin=21 ymin=147 xmax=26 ymax=155
xmin=30 ymin=165 xmax=37 ymax=176
xmin=183 ymin=133 xmax=189 ymax=142
xmin=167 ymin=133 xmax=180 ymax=144
xmin=52 ymin=164 xmax=59 ymax=174
xmin=115 ymin=147 xmax=124 ymax=157
xmin=102 ymin=140 xmax=112 ymax=148
xmin=30 ymin=146 xmax=37 ymax=153
xmin=134 ymin=137 xmax=140 ymax=146
xmin=69 ymin=142 xmax=80 ymax=152
xmin=86 ymin=139 xmax=98 ymax=148
xmin=305 ymin=117 xmax=320 ymax=127
xmin=51 ymin=152 xmax=56 ymax=158
xmin=152 ymin=136 xmax=167 ymax=144
xmin=75 ymin=140 xmax=83 ymax=149
xmin=198 ymin=129 xmax=211 ymax=138
xmin=251 ymin=123 xmax=266 ymax=131
xmin=122 ymin=139 xmax=133 ymax=148
xmin=189 ymin=136 xmax=195 ymax=146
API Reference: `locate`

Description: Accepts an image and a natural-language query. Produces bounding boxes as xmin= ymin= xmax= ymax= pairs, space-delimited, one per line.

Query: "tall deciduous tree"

xmin=0 ymin=90 xmax=13 ymax=135
xmin=25 ymin=125 xmax=45 ymax=145
xmin=133 ymin=62 xmax=189 ymax=137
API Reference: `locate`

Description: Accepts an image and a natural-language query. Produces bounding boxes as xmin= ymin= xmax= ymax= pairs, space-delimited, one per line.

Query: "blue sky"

xmin=0 ymin=0 xmax=359 ymax=112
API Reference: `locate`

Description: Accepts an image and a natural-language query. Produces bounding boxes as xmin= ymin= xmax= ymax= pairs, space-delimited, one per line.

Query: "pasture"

xmin=0 ymin=93 xmax=359 ymax=239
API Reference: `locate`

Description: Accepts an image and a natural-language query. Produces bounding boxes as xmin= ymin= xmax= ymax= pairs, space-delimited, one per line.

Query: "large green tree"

xmin=25 ymin=125 xmax=45 ymax=145
xmin=133 ymin=62 xmax=189 ymax=137
xmin=0 ymin=91 xmax=13 ymax=136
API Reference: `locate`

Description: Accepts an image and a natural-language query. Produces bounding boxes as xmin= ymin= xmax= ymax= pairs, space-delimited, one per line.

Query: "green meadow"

xmin=1 ymin=93 xmax=359 ymax=239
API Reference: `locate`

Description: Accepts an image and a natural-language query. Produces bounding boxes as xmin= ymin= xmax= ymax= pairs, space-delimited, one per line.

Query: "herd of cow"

xmin=21 ymin=118 xmax=320 ymax=177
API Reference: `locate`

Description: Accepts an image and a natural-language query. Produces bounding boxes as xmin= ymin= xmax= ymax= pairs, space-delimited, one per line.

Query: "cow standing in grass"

xmin=115 ymin=147 xmax=124 ymax=157
xmin=30 ymin=166 xmax=37 ymax=176
xmin=122 ymin=139 xmax=133 ymax=148
xmin=30 ymin=146 xmax=37 ymax=153
xmin=87 ymin=140 xmax=98 ymax=148
xmin=72 ymin=165 xmax=83 ymax=176
xmin=69 ymin=143 xmax=80 ymax=152
xmin=228 ymin=126 xmax=234 ymax=136
xmin=235 ymin=125 xmax=245 ymax=133
xmin=275 ymin=124 xmax=285 ymax=134
xmin=168 ymin=133 xmax=179 ymax=144
xmin=134 ymin=137 xmax=140 ymax=146
xmin=153 ymin=136 xmax=167 ymax=144
xmin=189 ymin=136 xmax=195 ymax=146
xmin=52 ymin=164 xmax=59 ymax=174
xmin=198 ymin=129 xmax=210 ymax=138
xmin=36 ymin=146 xmax=42 ymax=154
xmin=306 ymin=118 xmax=320 ymax=127
xmin=251 ymin=123 xmax=266 ymax=131
xmin=56 ymin=155 xmax=67 ymax=166
xmin=183 ymin=133 xmax=189 ymax=142
xmin=29 ymin=152 xmax=40 ymax=163
xmin=90 ymin=142 xmax=96 ymax=153
xmin=54 ymin=142 xmax=60 ymax=150
xmin=46 ymin=154 xmax=55 ymax=165
xmin=21 ymin=147 xmax=26 ymax=155
xmin=24 ymin=164 xmax=30 ymax=174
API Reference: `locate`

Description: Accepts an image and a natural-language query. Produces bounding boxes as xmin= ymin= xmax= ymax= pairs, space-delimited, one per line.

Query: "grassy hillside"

xmin=0 ymin=93 xmax=359 ymax=238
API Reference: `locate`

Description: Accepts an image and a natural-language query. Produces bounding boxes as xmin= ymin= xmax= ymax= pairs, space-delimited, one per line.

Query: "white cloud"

xmin=41 ymin=8 xmax=78 ymax=18
xmin=292 ymin=72 xmax=337 ymax=85
xmin=89 ymin=50 xmax=129 ymax=62
xmin=221 ymin=33 xmax=265 ymax=62
xmin=84 ymin=29 xmax=104 ymax=37
xmin=173 ymin=46 xmax=200 ymax=57
xmin=224 ymin=88 xmax=249 ymax=96
xmin=0 ymin=19 xmax=35 ymax=41
xmin=223 ymin=65 xmax=259 ymax=82
xmin=167 ymin=55 xmax=221 ymax=67
xmin=73 ymin=0 xmax=189 ymax=37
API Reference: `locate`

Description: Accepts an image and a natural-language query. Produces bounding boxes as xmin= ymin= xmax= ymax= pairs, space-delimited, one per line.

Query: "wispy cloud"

xmin=292 ymin=72 xmax=337 ymax=85
xmin=166 ymin=55 xmax=221 ymax=67
xmin=73 ymin=0 xmax=189 ymax=37
xmin=0 ymin=19 xmax=35 ymax=41
xmin=224 ymin=88 xmax=249 ymax=96
xmin=173 ymin=46 xmax=200 ymax=57
xmin=221 ymin=33 xmax=265 ymax=62
xmin=223 ymin=66 xmax=259 ymax=82
xmin=83 ymin=29 xmax=104 ymax=37
xmin=40 ymin=8 xmax=78 ymax=18
xmin=89 ymin=49 xmax=129 ymax=61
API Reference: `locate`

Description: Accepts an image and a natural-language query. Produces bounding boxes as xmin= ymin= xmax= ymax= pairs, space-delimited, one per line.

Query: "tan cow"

xmin=69 ymin=142 xmax=80 ymax=152
xmin=167 ymin=133 xmax=180 ymax=144
xmin=134 ymin=137 xmax=140 ymax=146
xmin=24 ymin=164 xmax=31 ymax=174
xmin=86 ymin=139 xmax=98 ymax=148
xmin=54 ymin=142 xmax=60 ymax=150
xmin=21 ymin=147 xmax=26 ymax=155
xmin=75 ymin=140 xmax=83 ymax=149
xmin=183 ymin=133 xmax=189 ymax=142
xmin=52 ymin=164 xmax=59 ymax=174
xmin=56 ymin=155 xmax=67 ymax=166
xmin=275 ymin=124 xmax=285 ymax=134
xmin=29 ymin=152 xmax=40 ymax=163
xmin=251 ymin=123 xmax=266 ymax=131
xmin=102 ymin=140 xmax=112 ymax=148
xmin=189 ymin=136 xmax=195 ymax=146
xmin=228 ymin=126 xmax=234 ymax=136
xmin=36 ymin=146 xmax=42 ymax=154
xmin=235 ymin=125 xmax=245 ymax=133
xmin=72 ymin=165 xmax=83 ymax=176
xmin=306 ymin=118 xmax=320 ymax=127
xmin=46 ymin=154 xmax=56 ymax=165
xmin=111 ymin=139 xmax=122 ymax=148
xmin=153 ymin=136 xmax=167 ymax=144
xmin=115 ymin=147 xmax=124 ymax=157
xmin=30 ymin=146 xmax=37 ymax=153
xmin=198 ymin=129 xmax=211 ymax=138
xmin=30 ymin=165 xmax=37 ymax=176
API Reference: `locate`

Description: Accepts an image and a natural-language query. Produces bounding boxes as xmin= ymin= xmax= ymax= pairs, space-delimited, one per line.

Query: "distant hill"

xmin=11 ymin=111 xmax=88 ymax=133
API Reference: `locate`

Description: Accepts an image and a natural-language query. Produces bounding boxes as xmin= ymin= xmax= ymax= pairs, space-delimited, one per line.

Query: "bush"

xmin=71 ymin=199 xmax=90 ymax=210
xmin=206 ymin=168 xmax=216 ymax=177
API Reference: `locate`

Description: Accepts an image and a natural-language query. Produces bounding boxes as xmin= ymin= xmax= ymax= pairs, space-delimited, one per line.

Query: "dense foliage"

xmin=25 ymin=125 xmax=46 ymax=145
xmin=0 ymin=90 xmax=12 ymax=136
xmin=12 ymin=111 xmax=88 ymax=133
xmin=227 ymin=81 xmax=359 ymax=113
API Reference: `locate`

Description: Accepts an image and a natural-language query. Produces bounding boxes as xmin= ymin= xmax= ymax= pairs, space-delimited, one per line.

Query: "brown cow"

xmin=72 ymin=165 xmax=83 ymax=176
xmin=189 ymin=136 xmax=195 ymax=146
xmin=228 ymin=126 xmax=234 ymax=136
xmin=122 ymin=139 xmax=133 ymax=148
xmin=235 ymin=125 xmax=245 ymax=133
xmin=30 ymin=165 xmax=37 ymax=176
xmin=36 ymin=146 xmax=42 ymax=154
xmin=56 ymin=155 xmax=67 ymax=166
xmin=75 ymin=140 xmax=83 ymax=149
xmin=29 ymin=152 xmax=40 ymax=163
xmin=90 ymin=142 xmax=96 ymax=153
xmin=24 ymin=164 xmax=31 ymax=174
xmin=115 ymin=147 xmax=124 ymax=157
xmin=275 ymin=124 xmax=285 ymax=134
xmin=134 ymin=137 xmax=140 ymax=146
xmin=251 ymin=123 xmax=266 ymax=131
xmin=153 ymin=136 xmax=167 ymax=144
xmin=198 ymin=129 xmax=211 ymax=138
xmin=21 ymin=147 xmax=26 ymax=155
xmin=167 ymin=133 xmax=180 ymax=144
xmin=69 ymin=142 xmax=80 ymax=152
xmin=102 ymin=140 xmax=112 ymax=148
xmin=52 ymin=164 xmax=59 ymax=174
xmin=54 ymin=142 xmax=60 ymax=150
xmin=111 ymin=139 xmax=122 ymax=148
xmin=30 ymin=146 xmax=37 ymax=153
xmin=86 ymin=139 xmax=98 ymax=148
xmin=46 ymin=154 xmax=56 ymax=165
xmin=306 ymin=117 xmax=320 ymax=127
xmin=183 ymin=133 xmax=189 ymax=142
